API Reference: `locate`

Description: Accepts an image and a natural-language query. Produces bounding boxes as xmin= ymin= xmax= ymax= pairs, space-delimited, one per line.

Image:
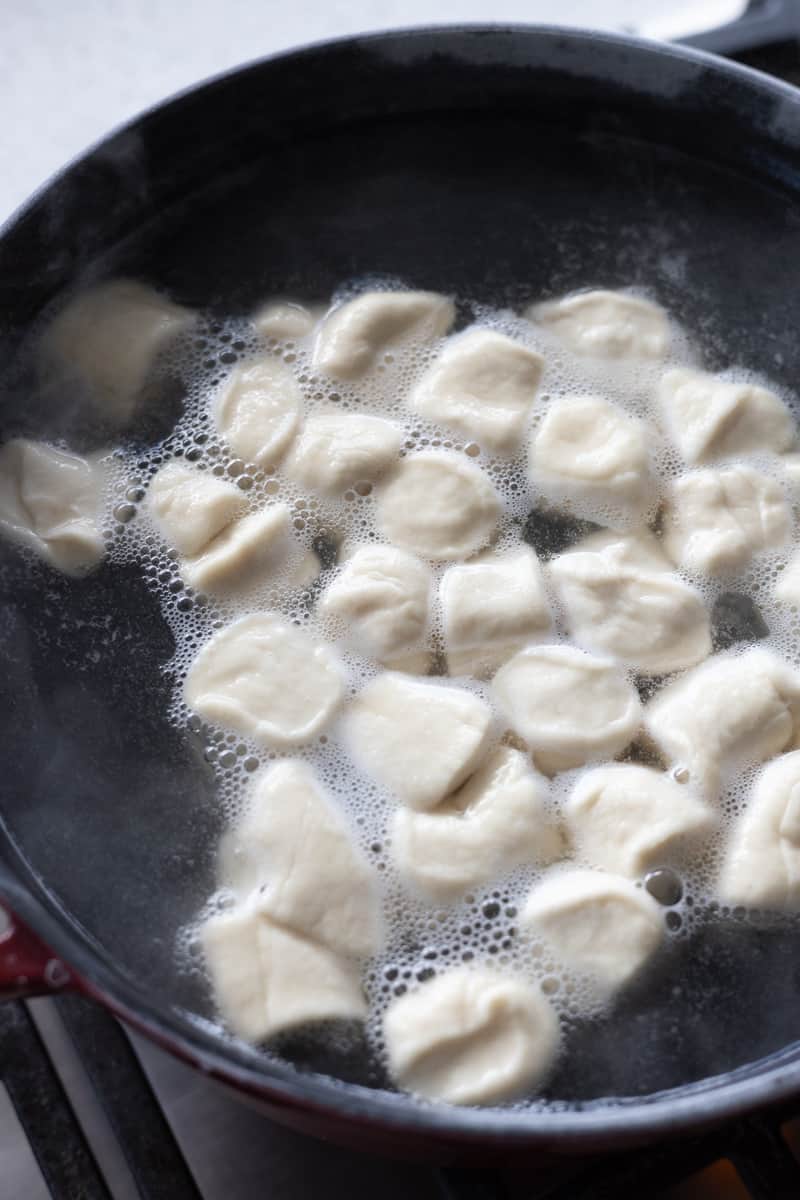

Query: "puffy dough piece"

xmin=521 ymin=869 xmax=663 ymax=991
xmin=44 ymin=279 xmax=193 ymax=422
xmin=185 ymin=613 xmax=344 ymax=747
xmin=376 ymin=451 xmax=500 ymax=561
xmin=341 ymin=673 xmax=493 ymax=810
xmin=147 ymin=461 xmax=245 ymax=558
xmin=662 ymin=465 xmax=791 ymax=575
xmin=549 ymin=530 xmax=711 ymax=674
xmin=319 ymin=544 xmax=430 ymax=668
xmin=775 ymin=550 xmax=800 ymax=606
xmin=410 ymin=329 xmax=544 ymax=452
xmin=219 ymin=760 xmax=380 ymax=957
xmin=719 ymin=751 xmax=800 ymax=909
xmin=658 ymin=368 xmax=795 ymax=465
xmin=392 ymin=747 xmax=561 ymax=899
xmin=202 ymin=907 xmax=365 ymax=1042
xmin=0 ymin=439 xmax=104 ymax=575
xmin=441 ymin=547 xmax=551 ymax=678
xmin=313 ymin=290 xmax=454 ymax=379
xmin=530 ymin=396 xmax=650 ymax=512
xmin=214 ymin=357 xmax=301 ymax=465
xmin=252 ymin=301 xmax=316 ymax=340
xmin=492 ymin=645 xmax=641 ymax=774
xmin=284 ymin=413 xmax=403 ymax=495
xmin=181 ymin=503 xmax=290 ymax=594
xmin=529 ymin=290 xmax=669 ymax=359
xmin=645 ymin=648 xmax=800 ymax=793
xmin=566 ymin=763 xmax=714 ymax=879
xmin=383 ymin=968 xmax=560 ymax=1105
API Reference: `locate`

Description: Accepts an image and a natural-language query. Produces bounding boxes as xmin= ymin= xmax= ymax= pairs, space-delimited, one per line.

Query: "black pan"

xmin=3 ymin=22 xmax=800 ymax=1163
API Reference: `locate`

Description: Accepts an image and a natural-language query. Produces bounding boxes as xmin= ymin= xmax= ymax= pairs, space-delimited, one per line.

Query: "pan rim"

xmin=4 ymin=20 xmax=800 ymax=1147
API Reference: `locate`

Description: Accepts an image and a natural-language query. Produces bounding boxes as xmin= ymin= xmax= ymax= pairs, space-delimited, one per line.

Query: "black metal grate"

xmin=0 ymin=997 xmax=200 ymax=1200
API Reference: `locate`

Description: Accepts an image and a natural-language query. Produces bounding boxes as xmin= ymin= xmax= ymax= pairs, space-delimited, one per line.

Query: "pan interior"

xmin=2 ymin=30 xmax=800 ymax=1111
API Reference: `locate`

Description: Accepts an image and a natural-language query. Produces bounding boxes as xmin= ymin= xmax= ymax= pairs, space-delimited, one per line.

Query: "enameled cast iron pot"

xmin=3 ymin=22 xmax=800 ymax=1163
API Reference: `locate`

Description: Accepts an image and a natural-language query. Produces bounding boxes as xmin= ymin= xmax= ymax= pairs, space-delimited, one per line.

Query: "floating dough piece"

xmin=214 ymin=357 xmax=301 ymax=466
xmin=780 ymin=452 xmax=800 ymax=496
xmin=441 ymin=547 xmax=551 ymax=678
xmin=202 ymin=907 xmax=365 ymax=1042
xmin=376 ymin=451 xmax=500 ymax=561
xmin=410 ymin=329 xmax=544 ymax=452
xmin=44 ymin=279 xmax=194 ymax=423
xmin=181 ymin=503 xmax=290 ymax=594
xmin=219 ymin=760 xmax=380 ymax=957
xmin=719 ymin=751 xmax=800 ymax=909
xmin=313 ymin=290 xmax=454 ymax=379
xmin=284 ymin=414 xmax=403 ymax=495
xmin=0 ymin=439 xmax=104 ymax=575
xmin=566 ymin=763 xmax=714 ymax=879
xmin=252 ymin=301 xmax=316 ymax=340
xmin=530 ymin=396 xmax=650 ymax=513
xmin=529 ymin=290 xmax=669 ymax=359
xmin=662 ymin=465 xmax=791 ymax=575
xmin=658 ymin=368 xmax=795 ymax=465
xmin=492 ymin=645 xmax=641 ymax=774
xmin=341 ymin=673 xmax=493 ymax=811
xmin=392 ymin=747 xmax=560 ymax=899
xmin=147 ymin=461 xmax=245 ymax=558
xmin=776 ymin=550 xmax=800 ymax=606
xmin=644 ymin=647 xmax=800 ymax=794
xmin=185 ymin=613 xmax=344 ymax=747
xmin=549 ymin=530 xmax=711 ymax=674
xmin=319 ymin=544 xmax=431 ymax=668
xmin=521 ymin=869 xmax=663 ymax=991
xmin=383 ymin=968 xmax=560 ymax=1105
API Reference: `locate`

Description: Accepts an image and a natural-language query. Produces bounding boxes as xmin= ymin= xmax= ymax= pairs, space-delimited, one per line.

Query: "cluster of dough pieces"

xmin=8 ymin=280 xmax=800 ymax=1109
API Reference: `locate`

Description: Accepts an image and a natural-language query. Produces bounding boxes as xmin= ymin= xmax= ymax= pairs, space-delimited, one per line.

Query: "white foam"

xmin=94 ymin=279 xmax=800 ymax=1096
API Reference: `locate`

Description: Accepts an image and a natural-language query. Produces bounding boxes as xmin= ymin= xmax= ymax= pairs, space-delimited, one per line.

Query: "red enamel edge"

xmin=0 ymin=902 xmax=73 ymax=998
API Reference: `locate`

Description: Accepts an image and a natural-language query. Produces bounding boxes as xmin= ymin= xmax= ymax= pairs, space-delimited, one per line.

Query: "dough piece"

xmin=566 ymin=763 xmax=714 ymax=878
xmin=0 ymin=439 xmax=104 ymax=575
xmin=521 ymin=869 xmax=663 ymax=991
xmin=492 ymin=645 xmax=641 ymax=773
xmin=319 ymin=545 xmax=430 ymax=668
xmin=313 ymin=291 xmax=454 ymax=379
xmin=202 ymin=907 xmax=365 ymax=1042
xmin=284 ymin=414 xmax=403 ymax=495
xmin=441 ymin=547 xmax=551 ymax=678
xmin=658 ymin=368 xmax=795 ymax=465
xmin=185 ymin=613 xmax=344 ymax=747
xmin=410 ymin=329 xmax=544 ymax=452
xmin=181 ymin=503 xmax=290 ymax=594
xmin=214 ymin=357 xmax=301 ymax=465
xmin=549 ymin=530 xmax=711 ymax=674
xmin=252 ymin=301 xmax=315 ymax=340
xmin=775 ymin=550 xmax=800 ymax=606
xmin=376 ymin=451 xmax=500 ymax=561
xmin=392 ymin=747 xmax=561 ymax=899
xmin=530 ymin=396 xmax=650 ymax=513
xmin=383 ymin=968 xmax=560 ymax=1105
xmin=44 ymin=279 xmax=193 ymax=422
xmin=219 ymin=760 xmax=380 ymax=957
xmin=147 ymin=461 xmax=245 ymax=558
xmin=341 ymin=673 xmax=493 ymax=810
xmin=529 ymin=290 xmax=669 ymax=359
xmin=719 ymin=751 xmax=800 ymax=909
xmin=662 ymin=465 xmax=791 ymax=575
xmin=645 ymin=647 xmax=800 ymax=793
xmin=780 ymin=452 xmax=800 ymax=496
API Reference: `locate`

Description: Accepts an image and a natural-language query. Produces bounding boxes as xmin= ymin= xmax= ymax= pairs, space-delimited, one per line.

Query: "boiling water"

xmin=89 ymin=279 xmax=800 ymax=1103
